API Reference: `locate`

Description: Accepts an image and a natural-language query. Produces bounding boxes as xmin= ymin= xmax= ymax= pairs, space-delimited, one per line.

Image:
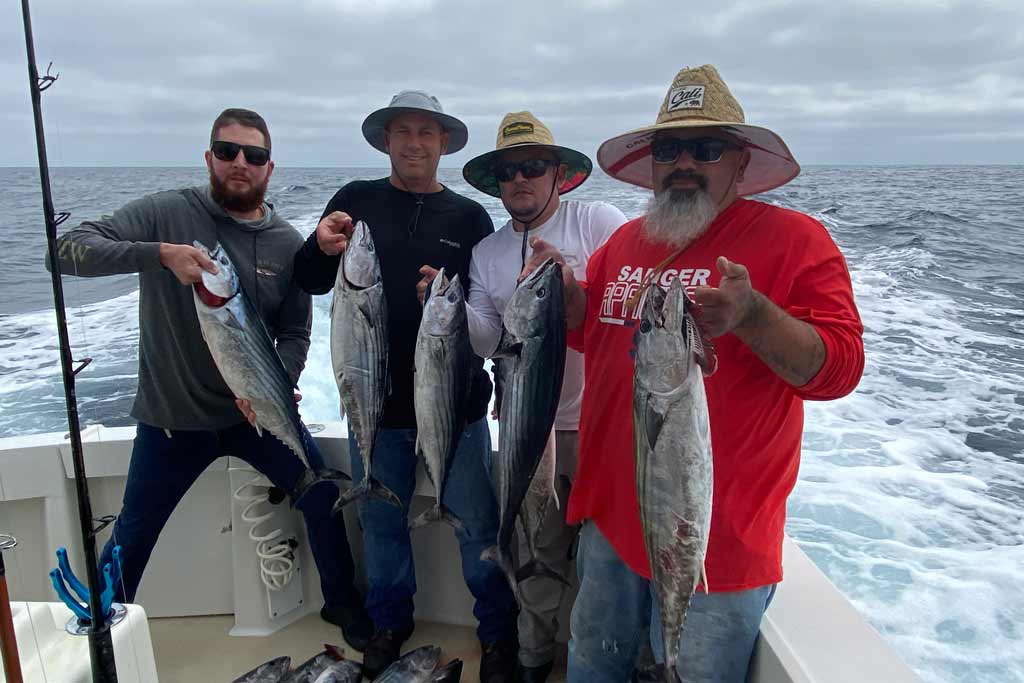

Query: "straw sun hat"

xmin=597 ymin=64 xmax=800 ymax=196
xmin=463 ymin=111 xmax=592 ymax=197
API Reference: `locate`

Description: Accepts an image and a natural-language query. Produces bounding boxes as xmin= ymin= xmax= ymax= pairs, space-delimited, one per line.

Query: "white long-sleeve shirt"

xmin=467 ymin=199 xmax=627 ymax=430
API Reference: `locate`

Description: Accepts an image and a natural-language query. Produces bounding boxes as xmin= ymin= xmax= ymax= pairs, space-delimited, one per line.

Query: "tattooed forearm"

xmin=733 ymin=292 xmax=826 ymax=387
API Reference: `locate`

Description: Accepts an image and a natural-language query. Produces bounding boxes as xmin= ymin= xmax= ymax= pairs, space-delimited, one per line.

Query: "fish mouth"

xmin=521 ymin=257 xmax=557 ymax=289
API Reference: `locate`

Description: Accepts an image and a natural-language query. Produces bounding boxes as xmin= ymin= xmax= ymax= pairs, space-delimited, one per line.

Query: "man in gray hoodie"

xmin=50 ymin=108 xmax=372 ymax=650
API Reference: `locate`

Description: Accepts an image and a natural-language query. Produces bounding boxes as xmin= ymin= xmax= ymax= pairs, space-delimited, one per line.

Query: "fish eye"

xmin=640 ymin=320 xmax=652 ymax=334
xmin=447 ymin=292 xmax=458 ymax=303
xmin=219 ymin=255 xmax=229 ymax=265
xmin=536 ymin=287 xmax=546 ymax=298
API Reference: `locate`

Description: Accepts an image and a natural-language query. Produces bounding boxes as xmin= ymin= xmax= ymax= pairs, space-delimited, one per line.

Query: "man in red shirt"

xmin=528 ymin=65 xmax=865 ymax=682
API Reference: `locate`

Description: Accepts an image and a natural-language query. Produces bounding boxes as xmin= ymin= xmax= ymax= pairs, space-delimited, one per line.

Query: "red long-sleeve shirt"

xmin=566 ymin=198 xmax=864 ymax=590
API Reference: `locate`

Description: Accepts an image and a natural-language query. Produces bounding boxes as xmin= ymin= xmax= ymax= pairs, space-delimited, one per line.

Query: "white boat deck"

xmin=0 ymin=424 xmax=920 ymax=681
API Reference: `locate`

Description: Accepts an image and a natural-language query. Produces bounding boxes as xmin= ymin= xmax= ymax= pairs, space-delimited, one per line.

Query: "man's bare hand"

xmin=159 ymin=243 xmax=218 ymax=285
xmin=518 ymin=237 xmax=571 ymax=283
xmin=692 ymin=256 xmax=759 ymax=337
xmin=316 ymin=211 xmax=355 ymax=256
xmin=416 ymin=265 xmax=441 ymax=305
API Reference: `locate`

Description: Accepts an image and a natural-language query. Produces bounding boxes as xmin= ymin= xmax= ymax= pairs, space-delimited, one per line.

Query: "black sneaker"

xmin=517 ymin=659 xmax=553 ymax=683
xmin=361 ymin=626 xmax=413 ymax=678
xmin=480 ymin=636 xmax=519 ymax=683
xmin=319 ymin=602 xmax=373 ymax=653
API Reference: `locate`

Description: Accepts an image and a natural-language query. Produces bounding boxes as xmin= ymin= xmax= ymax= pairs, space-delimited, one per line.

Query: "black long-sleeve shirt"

xmin=294 ymin=178 xmax=494 ymax=429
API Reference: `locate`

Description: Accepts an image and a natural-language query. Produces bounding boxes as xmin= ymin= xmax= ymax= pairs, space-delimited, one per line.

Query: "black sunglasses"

xmin=211 ymin=140 xmax=270 ymax=166
xmin=493 ymin=158 xmax=558 ymax=183
xmin=650 ymin=137 xmax=740 ymax=165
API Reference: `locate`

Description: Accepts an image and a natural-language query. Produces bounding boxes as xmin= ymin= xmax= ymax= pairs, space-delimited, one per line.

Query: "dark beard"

xmin=209 ymin=170 xmax=268 ymax=213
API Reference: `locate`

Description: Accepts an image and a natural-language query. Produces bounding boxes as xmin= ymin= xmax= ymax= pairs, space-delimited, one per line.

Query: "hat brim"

xmin=362 ymin=106 xmax=468 ymax=155
xmin=462 ymin=143 xmax=593 ymax=198
xmin=596 ymin=120 xmax=800 ymax=196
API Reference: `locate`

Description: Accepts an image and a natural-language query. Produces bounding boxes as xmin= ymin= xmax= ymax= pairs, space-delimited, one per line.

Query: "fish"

xmin=482 ymin=258 xmax=567 ymax=589
xmin=632 ymin=278 xmax=716 ymax=683
xmin=281 ymin=649 xmax=343 ymax=683
xmin=329 ymin=220 xmax=400 ymax=512
xmin=232 ymin=655 xmax=291 ymax=683
xmin=371 ymin=645 xmax=442 ymax=682
xmin=428 ymin=658 xmax=463 ymax=682
xmin=514 ymin=430 xmax=567 ymax=586
xmin=311 ymin=660 xmax=362 ymax=683
xmin=193 ymin=242 xmax=347 ymax=502
xmin=410 ymin=269 xmax=472 ymax=530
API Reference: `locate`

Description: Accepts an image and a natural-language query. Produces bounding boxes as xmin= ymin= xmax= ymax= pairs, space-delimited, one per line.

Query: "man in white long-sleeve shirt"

xmin=461 ymin=112 xmax=626 ymax=683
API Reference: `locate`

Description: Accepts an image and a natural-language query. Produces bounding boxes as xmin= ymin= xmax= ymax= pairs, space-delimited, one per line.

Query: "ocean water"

xmin=1 ymin=166 xmax=1022 ymax=681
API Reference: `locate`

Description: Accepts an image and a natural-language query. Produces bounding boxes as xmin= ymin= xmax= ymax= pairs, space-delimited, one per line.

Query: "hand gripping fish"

xmin=193 ymin=242 xmax=347 ymax=503
xmin=482 ymin=258 xmax=568 ymax=590
xmin=633 ymin=278 xmax=717 ymax=683
xmin=410 ymin=269 xmax=472 ymax=530
xmin=330 ymin=220 xmax=400 ymax=512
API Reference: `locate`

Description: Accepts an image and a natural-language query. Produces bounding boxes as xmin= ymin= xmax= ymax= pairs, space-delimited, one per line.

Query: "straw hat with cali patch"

xmin=463 ymin=112 xmax=592 ymax=198
xmin=597 ymin=64 xmax=800 ymax=196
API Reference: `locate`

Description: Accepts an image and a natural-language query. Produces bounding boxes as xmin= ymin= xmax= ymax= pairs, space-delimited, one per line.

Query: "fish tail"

xmin=409 ymin=504 xmax=464 ymax=532
xmin=289 ymin=467 xmax=351 ymax=506
xmin=514 ymin=559 xmax=570 ymax=587
xmin=331 ymin=480 xmax=369 ymax=514
xmin=367 ymin=477 xmax=402 ymax=508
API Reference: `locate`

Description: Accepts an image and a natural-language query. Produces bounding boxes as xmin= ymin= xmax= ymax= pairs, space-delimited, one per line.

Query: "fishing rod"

xmin=19 ymin=1 xmax=119 ymax=680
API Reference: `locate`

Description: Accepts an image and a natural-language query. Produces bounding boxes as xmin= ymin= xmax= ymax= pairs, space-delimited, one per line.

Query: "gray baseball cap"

xmin=362 ymin=90 xmax=468 ymax=155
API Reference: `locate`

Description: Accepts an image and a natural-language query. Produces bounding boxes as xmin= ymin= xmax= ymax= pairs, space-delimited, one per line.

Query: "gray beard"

xmin=642 ymin=187 xmax=717 ymax=249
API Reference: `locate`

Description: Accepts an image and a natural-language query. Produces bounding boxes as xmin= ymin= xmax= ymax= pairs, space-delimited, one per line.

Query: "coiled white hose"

xmin=232 ymin=471 xmax=296 ymax=592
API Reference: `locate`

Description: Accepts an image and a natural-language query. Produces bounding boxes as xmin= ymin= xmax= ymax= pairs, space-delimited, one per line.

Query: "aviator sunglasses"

xmin=210 ymin=140 xmax=271 ymax=166
xmin=493 ymin=158 xmax=558 ymax=183
xmin=650 ymin=136 xmax=741 ymax=165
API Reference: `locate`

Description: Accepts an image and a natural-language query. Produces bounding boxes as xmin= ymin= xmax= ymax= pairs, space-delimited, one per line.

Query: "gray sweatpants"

xmin=517 ymin=430 xmax=580 ymax=668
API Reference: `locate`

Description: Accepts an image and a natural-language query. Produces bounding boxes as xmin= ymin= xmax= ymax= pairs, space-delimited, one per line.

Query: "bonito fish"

xmin=410 ymin=269 xmax=471 ymax=530
xmin=633 ymin=279 xmax=716 ymax=683
xmin=232 ymin=655 xmax=290 ymax=683
xmin=483 ymin=258 xmax=567 ymax=588
xmin=372 ymin=645 xmax=442 ymax=683
xmin=330 ymin=220 xmax=399 ymax=511
xmin=193 ymin=242 xmax=345 ymax=502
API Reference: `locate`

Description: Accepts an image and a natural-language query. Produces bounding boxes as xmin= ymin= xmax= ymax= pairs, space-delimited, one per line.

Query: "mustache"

xmin=661 ymin=170 xmax=707 ymax=192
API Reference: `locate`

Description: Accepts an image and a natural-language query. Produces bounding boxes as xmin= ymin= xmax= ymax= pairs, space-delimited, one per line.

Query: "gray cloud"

xmin=2 ymin=0 xmax=1022 ymax=167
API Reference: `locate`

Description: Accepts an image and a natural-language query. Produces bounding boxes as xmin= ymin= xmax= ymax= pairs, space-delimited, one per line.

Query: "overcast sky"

xmin=2 ymin=0 xmax=1022 ymax=167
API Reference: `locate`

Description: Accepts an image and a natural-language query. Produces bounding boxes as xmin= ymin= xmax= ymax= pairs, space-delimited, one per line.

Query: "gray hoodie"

xmin=51 ymin=186 xmax=311 ymax=431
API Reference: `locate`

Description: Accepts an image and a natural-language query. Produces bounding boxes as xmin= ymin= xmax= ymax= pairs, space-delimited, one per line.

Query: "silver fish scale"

xmin=194 ymin=245 xmax=308 ymax=464
xmin=492 ymin=260 xmax=567 ymax=587
xmin=412 ymin=274 xmax=472 ymax=527
xmin=633 ymin=279 xmax=713 ymax=683
xmin=330 ymin=221 xmax=389 ymax=504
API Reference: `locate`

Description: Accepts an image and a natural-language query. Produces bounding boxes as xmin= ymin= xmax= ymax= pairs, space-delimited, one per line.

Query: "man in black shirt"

xmin=293 ymin=91 xmax=519 ymax=681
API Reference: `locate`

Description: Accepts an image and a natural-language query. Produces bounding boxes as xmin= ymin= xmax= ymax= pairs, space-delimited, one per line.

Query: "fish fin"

xmin=411 ymin=505 xmax=464 ymax=532
xmin=643 ymin=397 xmax=665 ymax=451
xmin=514 ymin=559 xmax=570 ymax=587
xmin=289 ymin=468 xmax=349 ymax=506
xmin=253 ymin=422 xmax=264 ymax=439
xmin=331 ymin=480 xmax=368 ymax=514
xmin=700 ymin=560 xmax=710 ymax=594
xmin=368 ymin=477 xmax=402 ymax=508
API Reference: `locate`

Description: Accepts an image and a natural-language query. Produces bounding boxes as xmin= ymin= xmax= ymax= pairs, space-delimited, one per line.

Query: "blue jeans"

xmin=98 ymin=421 xmax=358 ymax=610
xmin=568 ymin=522 xmax=775 ymax=683
xmin=348 ymin=417 xmax=518 ymax=644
